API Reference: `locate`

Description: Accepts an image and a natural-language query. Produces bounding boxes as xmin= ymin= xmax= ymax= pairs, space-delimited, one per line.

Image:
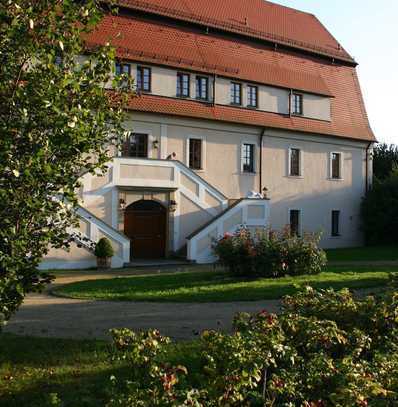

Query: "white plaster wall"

xmin=262 ymin=130 xmax=367 ymax=248
xmin=128 ymin=112 xmax=368 ymax=249
xmin=302 ymin=93 xmax=331 ymax=121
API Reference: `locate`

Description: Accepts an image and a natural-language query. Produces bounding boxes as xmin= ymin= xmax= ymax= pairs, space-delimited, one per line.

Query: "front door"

xmin=124 ymin=200 xmax=166 ymax=259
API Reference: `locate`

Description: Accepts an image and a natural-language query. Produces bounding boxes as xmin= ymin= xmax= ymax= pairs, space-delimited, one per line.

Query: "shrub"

xmin=107 ymin=284 xmax=398 ymax=406
xmin=362 ymin=174 xmax=398 ymax=245
xmin=213 ymin=227 xmax=326 ymax=278
xmin=94 ymin=237 xmax=114 ymax=258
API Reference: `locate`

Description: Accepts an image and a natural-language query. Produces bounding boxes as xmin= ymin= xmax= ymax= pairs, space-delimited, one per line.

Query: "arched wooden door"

xmin=124 ymin=200 xmax=167 ymax=259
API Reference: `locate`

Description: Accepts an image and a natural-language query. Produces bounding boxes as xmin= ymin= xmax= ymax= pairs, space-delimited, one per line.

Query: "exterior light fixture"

xmin=152 ymin=139 xmax=159 ymax=149
xmin=119 ymin=198 xmax=126 ymax=211
xmin=262 ymin=187 xmax=269 ymax=199
xmin=169 ymin=199 xmax=177 ymax=213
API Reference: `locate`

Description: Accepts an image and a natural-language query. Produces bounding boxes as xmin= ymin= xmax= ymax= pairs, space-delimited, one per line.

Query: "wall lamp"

xmin=169 ymin=199 xmax=178 ymax=213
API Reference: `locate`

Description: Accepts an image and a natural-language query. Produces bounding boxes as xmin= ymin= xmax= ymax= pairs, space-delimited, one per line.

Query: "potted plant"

xmin=94 ymin=237 xmax=114 ymax=270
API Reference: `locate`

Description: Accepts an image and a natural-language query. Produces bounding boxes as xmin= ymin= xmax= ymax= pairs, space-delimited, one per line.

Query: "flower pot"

xmin=97 ymin=256 xmax=111 ymax=270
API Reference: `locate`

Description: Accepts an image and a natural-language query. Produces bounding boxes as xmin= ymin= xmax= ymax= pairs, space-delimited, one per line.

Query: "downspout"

xmin=365 ymin=141 xmax=373 ymax=193
xmin=259 ymin=128 xmax=267 ymax=195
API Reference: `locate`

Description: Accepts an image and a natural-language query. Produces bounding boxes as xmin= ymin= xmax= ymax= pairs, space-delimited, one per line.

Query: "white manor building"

xmin=42 ymin=0 xmax=375 ymax=269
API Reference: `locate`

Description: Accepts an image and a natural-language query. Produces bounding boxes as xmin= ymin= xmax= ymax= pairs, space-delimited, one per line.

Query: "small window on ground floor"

xmin=289 ymin=209 xmax=301 ymax=237
xmin=331 ymin=210 xmax=341 ymax=237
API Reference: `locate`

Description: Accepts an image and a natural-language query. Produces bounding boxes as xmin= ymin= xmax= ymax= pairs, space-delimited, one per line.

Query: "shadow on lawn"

xmin=0 ymin=334 xmax=126 ymax=407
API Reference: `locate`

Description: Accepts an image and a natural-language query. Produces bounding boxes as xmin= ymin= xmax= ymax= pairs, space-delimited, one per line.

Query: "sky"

xmin=270 ymin=0 xmax=398 ymax=145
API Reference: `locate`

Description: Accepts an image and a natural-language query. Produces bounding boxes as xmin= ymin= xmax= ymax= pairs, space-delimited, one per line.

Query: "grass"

xmin=0 ymin=334 xmax=199 ymax=407
xmin=326 ymin=246 xmax=398 ymax=262
xmin=53 ymin=266 xmax=396 ymax=303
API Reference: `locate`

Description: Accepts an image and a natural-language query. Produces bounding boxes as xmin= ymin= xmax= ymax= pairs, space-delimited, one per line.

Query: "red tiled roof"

xmin=116 ymin=0 xmax=354 ymax=63
xmin=87 ymin=15 xmax=374 ymax=141
xmin=125 ymin=94 xmax=374 ymax=142
xmin=88 ymin=15 xmax=333 ymax=96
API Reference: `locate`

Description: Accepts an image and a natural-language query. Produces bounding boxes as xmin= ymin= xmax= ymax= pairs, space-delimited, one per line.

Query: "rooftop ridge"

xmin=116 ymin=0 xmax=355 ymax=64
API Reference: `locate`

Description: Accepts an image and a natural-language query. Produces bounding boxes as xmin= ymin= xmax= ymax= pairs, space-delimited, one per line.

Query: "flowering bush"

xmin=106 ymin=285 xmax=398 ymax=406
xmin=213 ymin=227 xmax=326 ymax=278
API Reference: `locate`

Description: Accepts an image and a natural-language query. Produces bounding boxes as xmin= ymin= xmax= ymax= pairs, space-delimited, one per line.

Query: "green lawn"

xmin=0 ymin=334 xmax=198 ymax=407
xmin=53 ymin=266 xmax=396 ymax=303
xmin=326 ymin=246 xmax=398 ymax=262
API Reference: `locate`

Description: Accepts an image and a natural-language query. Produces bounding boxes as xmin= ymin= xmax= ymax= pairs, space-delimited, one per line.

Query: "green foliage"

xmin=108 ymin=286 xmax=398 ymax=406
xmin=361 ymin=174 xmax=398 ymax=245
xmin=213 ymin=228 xmax=327 ymax=278
xmin=0 ymin=1 xmax=132 ymax=326
xmin=373 ymin=143 xmax=398 ymax=182
xmin=94 ymin=237 xmax=114 ymax=258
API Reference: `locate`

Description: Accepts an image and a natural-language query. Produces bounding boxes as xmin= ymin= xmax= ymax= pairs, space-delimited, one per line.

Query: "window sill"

xmin=328 ymin=177 xmax=344 ymax=182
xmin=241 ymin=171 xmax=257 ymax=176
xmin=287 ymin=175 xmax=304 ymax=179
xmin=247 ymin=105 xmax=258 ymax=110
xmin=190 ymin=168 xmax=205 ymax=173
xmin=330 ymin=235 xmax=342 ymax=239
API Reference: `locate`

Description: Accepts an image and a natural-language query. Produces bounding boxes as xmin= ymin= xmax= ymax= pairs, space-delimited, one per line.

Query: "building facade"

xmin=41 ymin=0 xmax=375 ymax=269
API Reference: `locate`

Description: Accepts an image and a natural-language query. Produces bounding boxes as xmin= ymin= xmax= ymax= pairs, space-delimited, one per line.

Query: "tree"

xmin=362 ymin=174 xmax=398 ymax=245
xmin=0 ymin=1 xmax=131 ymax=326
xmin=373 ymin=143 xmax=398 ymax=181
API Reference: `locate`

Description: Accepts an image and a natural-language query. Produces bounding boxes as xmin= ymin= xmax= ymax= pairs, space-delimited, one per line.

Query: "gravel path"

xmin=4 ymin=271 xmax=281 ymax=341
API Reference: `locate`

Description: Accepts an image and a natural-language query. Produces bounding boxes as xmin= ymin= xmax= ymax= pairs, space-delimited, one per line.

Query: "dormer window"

xmin=115 ymin=62 xmax=131 ymax=76
xmin=292 ymin=93 xmax=303 ymax=115
xmin=177 ymin=72 xmax=190 ymax=98
xmin=137 ymin=66 xmax=151 ymax=92
xmin=196 ymin=76 xmax=209 ymax=100
xmin=230 ymin=82 xmax=242 ymax=105
xmin=247 ymin=85 xmax=258 ymax=108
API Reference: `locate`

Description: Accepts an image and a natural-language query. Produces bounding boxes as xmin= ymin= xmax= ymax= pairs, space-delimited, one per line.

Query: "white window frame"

xmin=186 ymin=135 xmax=206 ymax=172
xmin=240 ymin=141 xmax=256 ymax=174
xmin=287 ymin=146 xmax=304 ymax=178
xmin=288 ymin=208 xmax=302 ymax=237
xmin=329 ymin=151 xmax=344 ymax=180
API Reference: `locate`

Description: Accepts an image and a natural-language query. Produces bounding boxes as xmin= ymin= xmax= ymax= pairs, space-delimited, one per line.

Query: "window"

xmin=122 ymin=133 xmax=148 ymax=158
xmin=137 ymin=66 xmax=151 ymax=92
xmin=177 ymin=72 xmax=190 ymax=97
xmin=289 ymin=148 xmax=301 ymax=177
xmin=196 ymin=76 xmax=209 ymax=100
xmin=331 ymin=210 xmax=341 ymax=237
xmin=189 ymin=138 xmax=203 ymax=170
xmin=292 ymin=93 xmax=303 ymax=115
xmin=247 ymin=85 xmax=258 ymax=108
xmin=242 ymin=143 xmax=255 ymax=173
xmin=331 ymin=152 xmax=342 ymax=179
xmin=230 ymin=82 xmax=242 ymax=105
xmin=115 ymin=62 xmax=131 ymax=76
xmin=289 ymin=209 xmax=301 ymax=237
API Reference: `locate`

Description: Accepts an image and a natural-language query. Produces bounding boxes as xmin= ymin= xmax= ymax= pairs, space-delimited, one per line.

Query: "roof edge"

xmin=112 ymin=0 xmax=357 ymax=66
